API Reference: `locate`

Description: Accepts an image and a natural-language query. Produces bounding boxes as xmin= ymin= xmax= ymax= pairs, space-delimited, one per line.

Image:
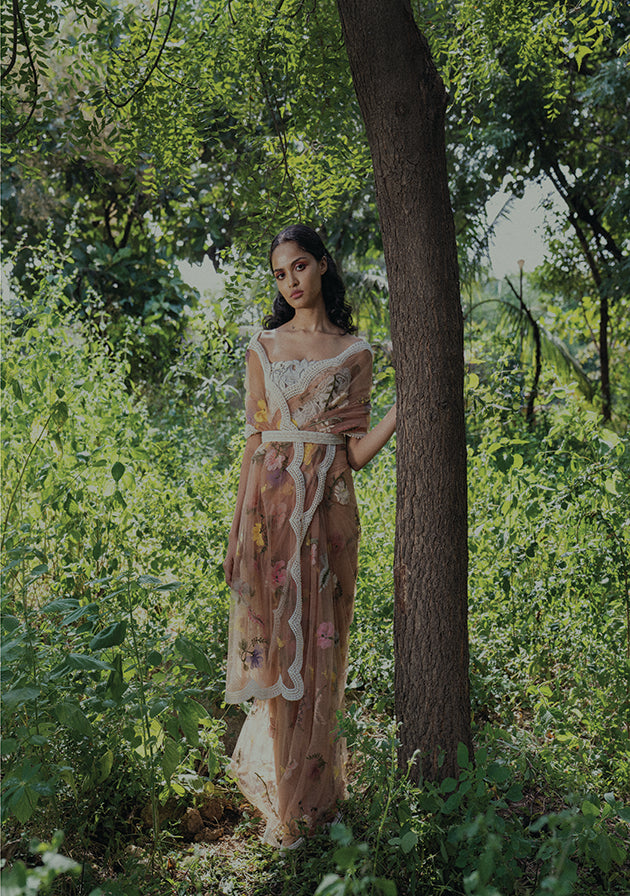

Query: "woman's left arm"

xmin=347 ymin=403 xmax=396 ymax=471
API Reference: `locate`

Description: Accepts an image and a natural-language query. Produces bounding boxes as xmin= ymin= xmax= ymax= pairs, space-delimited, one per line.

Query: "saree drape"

xmin=225 ymin=330 xmax=372 ymax=846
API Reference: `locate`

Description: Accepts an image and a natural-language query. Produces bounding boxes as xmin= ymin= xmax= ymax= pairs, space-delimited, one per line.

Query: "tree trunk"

xmin=337 ymin=0 xmax=471 ymax=780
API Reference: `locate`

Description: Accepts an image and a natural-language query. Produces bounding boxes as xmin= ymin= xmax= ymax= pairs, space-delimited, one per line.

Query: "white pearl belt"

xmin=260 ymin=430 xmax=344 ymax=446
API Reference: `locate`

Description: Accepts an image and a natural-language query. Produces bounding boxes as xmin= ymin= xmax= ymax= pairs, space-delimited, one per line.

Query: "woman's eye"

xmin=275 ymin=272 xmax=284 ymax=280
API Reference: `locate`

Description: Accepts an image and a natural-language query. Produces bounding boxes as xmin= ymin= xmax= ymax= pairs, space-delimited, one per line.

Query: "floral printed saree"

xmin=225 ymin=330 xmax=372 ymax=846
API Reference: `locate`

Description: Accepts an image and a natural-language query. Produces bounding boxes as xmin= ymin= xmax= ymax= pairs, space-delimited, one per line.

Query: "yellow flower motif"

xmin=277 ymin=637 xmax=285 ymax=648
xmin=252 ymin=522 xmax=264 ymax=548
xmin=303 ymin=443 xmax=315 ymax=466
xmin=254 ymin=399 xmax=269 ymax=424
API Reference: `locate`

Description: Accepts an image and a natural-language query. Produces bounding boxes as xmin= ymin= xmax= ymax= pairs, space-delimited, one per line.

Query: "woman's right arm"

xmin=223 ymin=433 xmax=262 ymax=587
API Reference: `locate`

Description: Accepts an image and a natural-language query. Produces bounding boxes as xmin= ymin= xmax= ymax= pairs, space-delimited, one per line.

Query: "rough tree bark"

xmin=337 ymin=0 xmax=471 ymax=780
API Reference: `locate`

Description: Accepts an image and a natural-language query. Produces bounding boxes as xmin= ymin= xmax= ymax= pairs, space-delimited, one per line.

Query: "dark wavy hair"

xmin=263 ymin=224 xmax=356 ymax=333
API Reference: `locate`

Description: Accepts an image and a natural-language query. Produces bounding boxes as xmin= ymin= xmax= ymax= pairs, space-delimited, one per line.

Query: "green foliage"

xmin=2 ymin=233 xmax=629 ymax=893
xmin=317 ymin=715 xmax=629 ymax=896
xmin=464 ymin=338 xmax=630 ymax=795
xmin=1 ymin=246 xmax=232 ymax=884
xmin=418 ymin=0 xmax=630 ymax=419
xmin=4 ymin=0 xmax=630 ymax=891
xmin=314 ymin=823 xmax=397 ymax=896
xmin=0 ymin=831 xmax=99 ymax=896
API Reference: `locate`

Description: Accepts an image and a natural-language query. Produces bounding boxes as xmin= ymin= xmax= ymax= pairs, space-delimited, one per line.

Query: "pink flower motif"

xmin=317 ymin=621 xmax=335 ymax=649
xmin=265 ymin=447 xmax=286 ymax=471
xmin=271 ymin=560 xmax=287 ymax=587
xmin=311 ymin=543 xmax=318 ymax=566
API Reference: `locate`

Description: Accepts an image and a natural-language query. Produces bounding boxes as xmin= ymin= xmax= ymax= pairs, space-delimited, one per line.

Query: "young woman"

xmin=223 ymin=224 xmax=396 ymax=848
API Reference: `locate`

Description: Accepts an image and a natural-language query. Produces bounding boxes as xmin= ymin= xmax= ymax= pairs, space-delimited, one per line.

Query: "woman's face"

xmin=271 ymin=241 xmax=328 ymax=313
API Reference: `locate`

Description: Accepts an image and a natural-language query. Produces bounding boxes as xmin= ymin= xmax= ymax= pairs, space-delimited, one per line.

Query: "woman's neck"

xmin=286 ymin=307 xmax=334 ymax=333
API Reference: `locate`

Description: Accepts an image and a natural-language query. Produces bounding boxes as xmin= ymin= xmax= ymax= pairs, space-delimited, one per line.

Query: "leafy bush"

xmin=1 ymin=245 xmax=231 ymax=874
xmin=2 ymin=238 xmax=629 ymax=894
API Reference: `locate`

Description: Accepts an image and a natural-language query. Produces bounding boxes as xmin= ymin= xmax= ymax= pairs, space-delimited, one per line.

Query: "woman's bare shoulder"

xmin=342 ymin=334 xmax=372 ymax=352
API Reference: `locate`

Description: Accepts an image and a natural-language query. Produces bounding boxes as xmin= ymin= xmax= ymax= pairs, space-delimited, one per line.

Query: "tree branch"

xmin=255 ymin=53 xmax=303 ymax=222
xmin=3 ymin=0 xmax=39 ymax=140
xmin=105 ymin=0 xmax=179 ymax=110
xmin=2 ymin=0 xmax=20 ymax=79
xmin=546 ymin=157 xmax=624 ymax=265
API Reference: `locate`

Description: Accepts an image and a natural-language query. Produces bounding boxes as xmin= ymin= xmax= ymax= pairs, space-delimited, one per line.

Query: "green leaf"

xmin=487 ymin=762 xmax=510 ymax=784
xmin=505 ymin=784 xmax=523 ymax=802
xmin=333 ymin=844 xmax=363 ymax=869
xmin=161 ymin=736 xmax=180 ymax=782
xmin=330 ymin=822 xmax=353 ymax=845
xmin=581 ymin=799 xmax=600 ymax=817
xmin=457 ymin=742 xmax=470 ymax=769
xmin=1 ymin=687 xmax=40 ymax=708
xmin=155 ymin=580 xmax=182 ymax=591
xmin=113 ymin=490 xmax=127 ymax=508
xmin=106 ymin=653 xmax=127 ymax=701
xmin=600 ymin=429 xmax=620 ymax=450
xmin=174 ymin=636 xmax=212 ymax=674
xmin=440 ymin=777 xmax=458 ymax=794
xmin=11 ymin=379 xmax=23 ymax=402
xmin=42 ymin=598 xmax=80 ymax=614
xmin=443 ymin=790 xmax=463 ymax=813
xmin=55 ymin=700 xmax=92 ymax=735
xmin=0 ymin=860 xmax=28 ymax=895
xmin=1 ymin=614 xmax=20 ymax=632
xmin=575 ymin=44 xmax=593 ymax=68
xmin=111 ymin=461 xmax=125 ymax=482
xmin=93 ymin=749 xmax=114 ymax=784
xmin=176 ymin=697 xmax=205 ymax=746
xmin=29 ymin=563 xmax=49 ymax=579
xmin=7 ymin=783 xmax=40 ymax=823
xmin=530 ymin=815 xmax=549 ymax=833
xmin=399 ymin=830 xmax=418 ymax=854
xmin=50 ymin=400 xmax=68 ymax=429
xmin=90 ymin=620 xmax=127 ymax=650
xmin=138 ymin=574 xmax=162 ymax=587
xmin=314 ymin=875 xmax=345 ymax=896
xmin=57 ymin=653 xmax=112 ymax=673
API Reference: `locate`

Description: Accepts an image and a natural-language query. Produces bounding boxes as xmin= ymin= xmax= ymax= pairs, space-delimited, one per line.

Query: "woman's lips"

xmin=291 ymin=291 xmax=303 ymax=299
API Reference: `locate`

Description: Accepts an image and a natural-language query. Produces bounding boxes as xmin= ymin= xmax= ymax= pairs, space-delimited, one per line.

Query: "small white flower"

xmin=333 ymin=478 xmax=350 ymax=505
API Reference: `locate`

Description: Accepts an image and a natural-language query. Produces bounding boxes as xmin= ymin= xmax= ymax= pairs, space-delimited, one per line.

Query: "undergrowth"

xmin=1 ymin=250 xmax=629 ymax=894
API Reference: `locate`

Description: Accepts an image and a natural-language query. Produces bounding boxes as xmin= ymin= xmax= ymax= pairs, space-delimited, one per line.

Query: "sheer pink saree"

xmin=225 ymin=331 xmax=372 ymax=846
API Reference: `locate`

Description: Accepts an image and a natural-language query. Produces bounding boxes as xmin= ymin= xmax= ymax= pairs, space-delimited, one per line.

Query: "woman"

xmin=223 ymin=224 xmax=396 ymax=848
